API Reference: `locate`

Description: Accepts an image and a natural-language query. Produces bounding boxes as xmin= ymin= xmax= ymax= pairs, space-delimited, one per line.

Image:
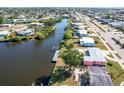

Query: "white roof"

xmin=72 ymin=22 xmax=83 ymax=26
xmin=0 ymin=31 xmax=11 ymax=35
xmin=84 ymin=48 xmax=106 ymax=62
xmin=77 ymin=30 xmax=87 ymax=34
xmin=31 ymin=23 xmax=44 ymax=26
xmin=78 ymin=25 xmax=85 ymax=29
xmin=80 ymin=37 xmax=94 ymax=43
xmin=18 ymin=29 xmax=33 ymax=34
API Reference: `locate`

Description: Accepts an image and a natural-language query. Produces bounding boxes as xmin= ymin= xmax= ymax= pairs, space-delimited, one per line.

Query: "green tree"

xmin=64 ymin=28 xmax=73 ymax=40
xmin=0 ymin=17 xmax=4 ymax=24
xmin=61 ymin=49 xmax=83 ymax=70
xmin=35 ymin=33 xmax=45 ymax=40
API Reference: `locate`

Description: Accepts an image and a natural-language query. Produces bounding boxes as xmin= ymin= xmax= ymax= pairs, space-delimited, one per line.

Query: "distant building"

xmin=80 ymin=37 xmax=95 ymax=47
xmin=71 ymin=22 xmax=85 ymax=30
xmin=0 ymin=31 xmax=11 ymax=36
xmin=112 ymin=33 xmax=124 ymax=46
xmin=78 ymin=25 xmax=85 ymax=30
xmin=30 ymin=22 xmax=44 ymax=26
xmin=18 ymin=29 xmax=35 ymax=36
xmin=83 ymin=48 xmax=106 ymax=66
xmin=0 ymin=31 xmax=11 ymax=39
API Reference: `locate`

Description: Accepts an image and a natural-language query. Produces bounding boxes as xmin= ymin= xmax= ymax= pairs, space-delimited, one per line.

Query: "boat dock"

xmin=51 ymin=50 xmax=60 ymax=63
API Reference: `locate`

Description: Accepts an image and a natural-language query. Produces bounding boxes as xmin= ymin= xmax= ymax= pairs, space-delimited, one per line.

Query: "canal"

xmin=0 ymin=19 xmax=68 ymax=86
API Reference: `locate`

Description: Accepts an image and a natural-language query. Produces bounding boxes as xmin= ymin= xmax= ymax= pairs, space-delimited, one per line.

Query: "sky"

xmin=0 ymin=0 xmax=124 ymax=7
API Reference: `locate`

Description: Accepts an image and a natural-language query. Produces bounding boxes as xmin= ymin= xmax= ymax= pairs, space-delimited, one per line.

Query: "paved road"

xmin=76 ymin=12 xmax=124 ymax=69
xmin=101 ymin=32 xmax=124 ymax=61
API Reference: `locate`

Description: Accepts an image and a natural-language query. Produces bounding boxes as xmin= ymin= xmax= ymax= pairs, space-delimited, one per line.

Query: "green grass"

xmin=108 ymin=53 xmax=114 ymax=58
xmin=96 ymin=44 xmax=108 ymax=50
xmin=106 ymin=61 xmax=124 ymax=85
xmin=90 ymin=36 xmax=108 ymax=50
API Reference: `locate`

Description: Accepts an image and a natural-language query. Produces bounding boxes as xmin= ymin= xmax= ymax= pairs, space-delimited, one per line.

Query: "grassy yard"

xmin=49 ymin=65 xmax=78 ymax=86
xmin=107 ymin=53 xmax=114 ymax=58
xmin=90 ymin=36 xmax=108 ymax=50
xmin=49 ymin=55 xmax=79 ymax=86
xmin=106 ymin=61 xmax=124 ymax=85
xmin=51 ymin=74 xmax=78 ymax=86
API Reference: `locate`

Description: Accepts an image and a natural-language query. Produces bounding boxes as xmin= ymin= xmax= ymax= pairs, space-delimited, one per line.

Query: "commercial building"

xmin=83 ymin=48 xmax=106 ymax=66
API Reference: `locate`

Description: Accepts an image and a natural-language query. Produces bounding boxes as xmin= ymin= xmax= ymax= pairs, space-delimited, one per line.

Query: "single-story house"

xmin=0 ymin=36 xmax=4 ymax=39
xmin=78 ymin=25 xmax=85 ymax=30
xmin=30 ymin=23 xmax=44 ymax=27
xmin=0 ymin=31 xmax=11 ymax=36
xmin=18 ymin=29 xmax=35 ymax=36
xmin=88 ymin=67 xmax=113 ymax=86
xmin=83 ymin=48 xmax=106 ymax=66
xmin=71 ymin=22 xmax=83 ymax=26
xmin=77 ymin=30 xmax=88 ymax=37
xmin=80 ymin=37 xmax=95 ymax=47
xmin=1 ymin=24 xmax=14 ymax=27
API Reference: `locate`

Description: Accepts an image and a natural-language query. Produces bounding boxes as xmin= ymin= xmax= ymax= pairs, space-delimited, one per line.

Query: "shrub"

xmin=35 ymin=33 xmax=45 ymax=40
xmin=12 ymin=36 xmax=22 ymax=42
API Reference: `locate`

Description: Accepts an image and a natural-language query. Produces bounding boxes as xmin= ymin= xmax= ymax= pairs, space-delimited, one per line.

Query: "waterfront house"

xmin=18 ymin=29 xmax=35 ymax=36
xmin=0 ymin=31 xmax=11 ymax=39
xmin=80 ymin=37 xmax=95 ymax=47
xmin=83 ymin=48 xmax=106 ymax=66
xmin=0 ymin=30 xmax=11 ymax=36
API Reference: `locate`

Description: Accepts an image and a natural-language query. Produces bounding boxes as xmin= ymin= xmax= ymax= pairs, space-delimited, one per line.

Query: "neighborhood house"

xmin=77 ymin=30 xmax=88 ymax=37
xmin=80 ymin=37 xmax=95 ymax=47
xmin=0 ymin=31 xmax=11 ymax=39
xmin=18 ymin=29 xmax=35 ymax=36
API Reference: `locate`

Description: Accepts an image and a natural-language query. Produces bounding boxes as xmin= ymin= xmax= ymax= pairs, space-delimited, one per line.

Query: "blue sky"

xmin=0 ymin=0 xmax=123 ymax=7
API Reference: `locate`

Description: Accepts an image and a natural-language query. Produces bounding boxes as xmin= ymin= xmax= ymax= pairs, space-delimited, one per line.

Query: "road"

xmin=76 ymin=12 xmax=124 ymax=70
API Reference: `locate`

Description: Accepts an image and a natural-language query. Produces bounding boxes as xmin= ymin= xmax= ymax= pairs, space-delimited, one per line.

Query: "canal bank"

xmin=0 ymin=19 xmax=68 ymax=86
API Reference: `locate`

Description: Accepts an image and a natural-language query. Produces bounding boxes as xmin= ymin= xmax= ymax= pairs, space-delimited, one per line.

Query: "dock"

xmin=51 ymin=50 xmax=60 ymax=63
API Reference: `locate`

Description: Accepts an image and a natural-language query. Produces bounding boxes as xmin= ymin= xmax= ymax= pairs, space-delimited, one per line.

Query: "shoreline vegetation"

xmin=49 ymin=18 xmax=86 ymax=86
xmin=0 ymin=18 xmax=62 ymax=42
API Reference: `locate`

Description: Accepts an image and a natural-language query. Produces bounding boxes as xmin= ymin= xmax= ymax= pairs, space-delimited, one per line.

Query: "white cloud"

xmin=0 ymin=0 xmax=124 ymax=7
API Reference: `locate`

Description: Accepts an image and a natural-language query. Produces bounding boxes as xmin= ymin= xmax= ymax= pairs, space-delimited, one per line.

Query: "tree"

xmin=0 ymin=17 xmax=4 ymax=24
xmin=64 ymin=29 xmax=73 ymax=40
xmin=79 ymin=70 xmax=90 ymax=86
xmin=35 ymin=33 xmax=45 ymax=40
xmin=61 ymin=49 xmax=83 ymax=70
xmin=121 ymin=43 xmax=124 ymax=48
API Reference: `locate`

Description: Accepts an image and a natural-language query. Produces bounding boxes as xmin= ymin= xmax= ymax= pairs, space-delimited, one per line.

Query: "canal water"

xmin=0 ymin=19 xmax=68 ymax=86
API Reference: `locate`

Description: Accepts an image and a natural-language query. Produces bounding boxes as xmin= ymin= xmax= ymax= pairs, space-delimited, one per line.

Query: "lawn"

xmin=90 ymin=36 xmax=108 ymax=50
xmin=51 ymin=74 xmax=78 ymax=86
xmin=49 ymin=56 xmax=79 ymax=86
xmin=107 ymin=53 xmax=114 ymax=58
xmin=106 ymin=61 xmax=124 ymax=85
xmin=49 ymin=66 xmax=78 ymax=86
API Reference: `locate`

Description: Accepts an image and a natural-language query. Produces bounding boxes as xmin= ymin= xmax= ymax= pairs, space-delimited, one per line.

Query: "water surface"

xmin=0 ymin=19 xmax=68 ymax=85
